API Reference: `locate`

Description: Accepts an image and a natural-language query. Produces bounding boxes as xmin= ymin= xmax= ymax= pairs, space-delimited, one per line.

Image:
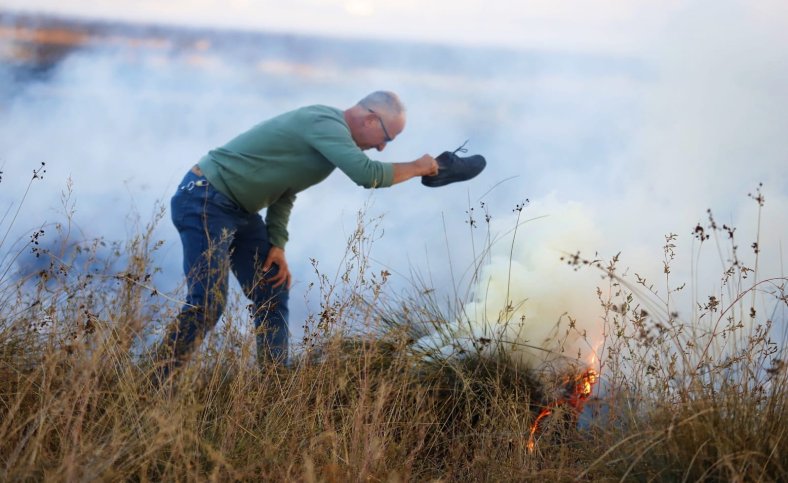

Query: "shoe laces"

xmin=452 ymin=139 xmax=469 ymax=155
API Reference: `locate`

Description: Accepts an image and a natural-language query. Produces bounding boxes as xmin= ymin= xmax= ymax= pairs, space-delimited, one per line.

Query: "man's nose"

xmin=376 ymin=142 xmax=387 ymax=152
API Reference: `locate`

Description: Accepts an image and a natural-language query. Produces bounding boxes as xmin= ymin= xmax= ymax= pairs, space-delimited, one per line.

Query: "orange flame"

xmin=527 ymin=369 xmax=598 ymax=453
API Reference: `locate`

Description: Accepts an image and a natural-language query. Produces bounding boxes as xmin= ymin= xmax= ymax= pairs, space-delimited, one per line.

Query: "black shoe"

xmin=422 ymin=141 xmax=486 ymax=188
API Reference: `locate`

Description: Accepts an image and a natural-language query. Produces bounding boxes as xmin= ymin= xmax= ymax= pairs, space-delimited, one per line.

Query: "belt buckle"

xmin=180 ymin=179 xmax=208 ymax=191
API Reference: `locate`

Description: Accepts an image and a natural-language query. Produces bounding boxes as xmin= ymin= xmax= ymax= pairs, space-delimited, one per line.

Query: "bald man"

xmin=158 ymin=91 xmax=438 ymax=375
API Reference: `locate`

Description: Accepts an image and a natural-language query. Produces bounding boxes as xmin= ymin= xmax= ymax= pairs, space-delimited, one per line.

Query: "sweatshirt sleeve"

xmin=265 ymin=191 xmax=296 ymax=248
xmin=303 ymin=113 xmax=394 ymax=188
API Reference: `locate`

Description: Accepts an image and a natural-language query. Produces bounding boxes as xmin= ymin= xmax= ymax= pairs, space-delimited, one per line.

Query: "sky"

xmin=1 ymin=0 xmax=787 ymax=367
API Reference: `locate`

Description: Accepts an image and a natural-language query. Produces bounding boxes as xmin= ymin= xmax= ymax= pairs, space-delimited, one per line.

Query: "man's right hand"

xmin=415 ymin=154 xmax=439 ymax=176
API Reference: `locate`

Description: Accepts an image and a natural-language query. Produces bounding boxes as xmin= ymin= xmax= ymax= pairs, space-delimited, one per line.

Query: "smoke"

xmin=1 ymin=2 xmax=786 ymax=359
xmin=605 ymin=0 xmax=788 ymax=325
xmin=414 ymin=0 xmax=788 ymax=370
xmin=465 ymin=198 xmax=605 ymax=368
xmin=0 ymin=27 xmax=527 ymax=332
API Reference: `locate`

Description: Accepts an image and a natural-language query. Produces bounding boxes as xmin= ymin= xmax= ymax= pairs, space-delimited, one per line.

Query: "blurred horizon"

xmin=0 ymin=1 xmax=703 ymax=54
xmin=0 ymin=9 xmax=646 ymax=84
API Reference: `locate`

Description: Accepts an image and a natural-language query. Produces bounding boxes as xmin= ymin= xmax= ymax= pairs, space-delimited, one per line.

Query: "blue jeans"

xmin=160 ymin=169 xmax=290 ymax=371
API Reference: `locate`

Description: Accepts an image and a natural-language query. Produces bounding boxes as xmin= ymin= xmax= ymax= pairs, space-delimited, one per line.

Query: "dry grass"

xmin=1 ymin=170 xmax=786 ymax=481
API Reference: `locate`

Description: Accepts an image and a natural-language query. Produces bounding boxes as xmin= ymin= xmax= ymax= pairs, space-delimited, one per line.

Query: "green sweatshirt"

xmin=198 ymin=105 xmax=395 ymax=248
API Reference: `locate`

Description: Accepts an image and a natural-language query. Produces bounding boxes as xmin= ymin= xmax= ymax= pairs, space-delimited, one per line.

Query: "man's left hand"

xmin=263 ymin=246 xmax=292 ymax=289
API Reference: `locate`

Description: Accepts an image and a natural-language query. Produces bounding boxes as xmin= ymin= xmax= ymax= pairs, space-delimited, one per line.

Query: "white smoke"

xmin=413 ymin=1 xmax=788 ymax=369
xmin=416 ymin=197 xmax=606 ymax=369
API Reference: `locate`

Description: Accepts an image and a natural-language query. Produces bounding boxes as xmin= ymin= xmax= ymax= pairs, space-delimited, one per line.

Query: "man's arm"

xmin=391 ymin=154 xmax=439 ymax=185
xmin=307 ymin=113 xmax=438 ymax=188
xmin=263 ymin=193 xmax=296 ymax=289
xmin=265 ymin=192 xmax=296 ymax=249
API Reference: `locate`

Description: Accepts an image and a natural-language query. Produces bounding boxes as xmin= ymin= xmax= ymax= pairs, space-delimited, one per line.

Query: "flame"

xmin=587 ymin=338 xmax=604 ymax=369
xmin=527 ymin=369 xmax=598 ymax=453
xmin=526 ymin=407 xmax=553 ymax=452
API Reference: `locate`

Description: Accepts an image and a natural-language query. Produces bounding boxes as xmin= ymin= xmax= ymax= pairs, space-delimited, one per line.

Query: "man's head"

xmin=344 ymin=91 xmax=406 ymax=151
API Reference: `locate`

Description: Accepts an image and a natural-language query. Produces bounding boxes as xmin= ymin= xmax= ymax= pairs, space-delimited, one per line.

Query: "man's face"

xmin=358 ymin=110 xmax=405 ymax=152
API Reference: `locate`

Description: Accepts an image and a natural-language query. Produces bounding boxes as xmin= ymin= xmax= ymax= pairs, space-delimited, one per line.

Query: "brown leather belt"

xmin=190 ymin=164 xmax=204 ymax=177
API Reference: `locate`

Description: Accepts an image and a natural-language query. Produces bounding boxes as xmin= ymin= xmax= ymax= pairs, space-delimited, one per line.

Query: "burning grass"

xmin=0 ymin=169 xmax=786 ymax=481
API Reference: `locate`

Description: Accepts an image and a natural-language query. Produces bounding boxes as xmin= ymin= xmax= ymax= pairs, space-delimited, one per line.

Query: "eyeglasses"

xmin=366 ymin=107 xmax=393 ymax=143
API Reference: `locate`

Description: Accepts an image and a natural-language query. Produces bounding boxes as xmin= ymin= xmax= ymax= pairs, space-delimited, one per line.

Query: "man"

xmin=158 ymin=91 xmax=438 ymax=373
